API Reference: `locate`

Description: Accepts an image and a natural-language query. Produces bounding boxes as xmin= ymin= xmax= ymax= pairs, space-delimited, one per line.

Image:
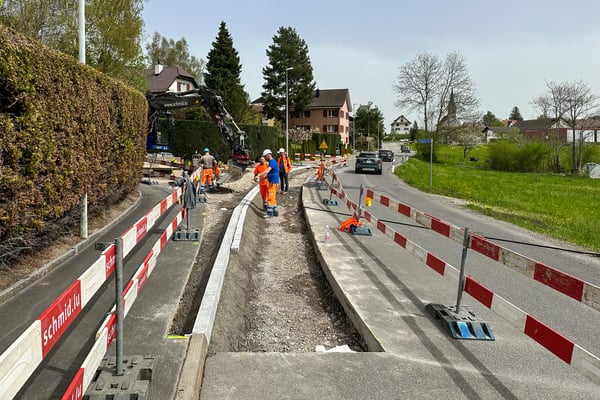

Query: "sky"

xmin=142 ymin=0 xmax=600 ymax=130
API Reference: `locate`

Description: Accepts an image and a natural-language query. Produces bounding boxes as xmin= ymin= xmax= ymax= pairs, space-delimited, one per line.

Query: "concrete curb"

xmin=175 ymin=333 xmax=209 ymax=400
xmin=300 ymin=177 xmax=384 ymax=352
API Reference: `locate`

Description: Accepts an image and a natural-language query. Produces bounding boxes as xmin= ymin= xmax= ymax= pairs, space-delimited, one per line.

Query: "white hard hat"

xmin=262 ymin=149 xmax=272 ymax=156
xmin=278 ymin=148 xmax=285 ymax=153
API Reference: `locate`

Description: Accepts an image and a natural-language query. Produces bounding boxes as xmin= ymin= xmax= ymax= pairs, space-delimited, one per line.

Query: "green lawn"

xmin=394 ymin=149 xmax=600 ymax=252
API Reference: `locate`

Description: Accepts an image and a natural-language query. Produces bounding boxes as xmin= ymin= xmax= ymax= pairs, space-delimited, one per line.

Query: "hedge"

xmin=0 ymin=25 xmax=147 ymax=256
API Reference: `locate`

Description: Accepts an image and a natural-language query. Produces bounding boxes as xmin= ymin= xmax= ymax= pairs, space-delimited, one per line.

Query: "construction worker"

xmin=253 ymin=155 xmax=269 ymax=210
xmin=317 ymin=158 xmax=326 ymax=181
xmin=257 ymin=149 xmax=279 ymax=218
xmin=199 ymin=147 xmax=217 ymax=193
xmin=277 ymin=148 xmax=292 ymax=193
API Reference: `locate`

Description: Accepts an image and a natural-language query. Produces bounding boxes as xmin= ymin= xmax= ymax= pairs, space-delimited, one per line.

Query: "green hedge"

xmin=161 ymin=119 xmax=279 ymax=162
xmin=0 ymin=25 xmax=147 ymax=246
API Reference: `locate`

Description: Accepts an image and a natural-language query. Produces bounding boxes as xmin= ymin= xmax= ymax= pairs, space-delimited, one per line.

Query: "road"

xmin=0 ymin=183 xmax=181 ymax=399
xmin=335 ymin=147 xmax=600 ymax=383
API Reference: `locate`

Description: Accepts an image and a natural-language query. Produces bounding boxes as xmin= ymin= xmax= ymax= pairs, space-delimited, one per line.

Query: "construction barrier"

xmin=0 ymin=187 xmax=184 ymax=400
xmin=362 ymin=188 xmax=600 ymax=313
xmin=62 ymin=208 xmax=185 ymax=400
xmin=321 ymin=172 xmax=600 ymax=384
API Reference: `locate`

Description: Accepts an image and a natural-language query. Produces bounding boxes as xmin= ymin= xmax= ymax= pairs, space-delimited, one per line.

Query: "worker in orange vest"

xmin=253 ymin=155 xmax=269 ymax=210
xmin=317 ymin=158 xmax=326 ymax=181
xmin=199 ymin=147 xmax=217 ymax=193
xmin=277 ymin=148 xmax=292 ymax=193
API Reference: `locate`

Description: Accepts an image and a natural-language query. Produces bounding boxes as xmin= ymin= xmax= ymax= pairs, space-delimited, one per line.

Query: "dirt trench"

xmin=171 ymin=169 xmax=365 ymax=354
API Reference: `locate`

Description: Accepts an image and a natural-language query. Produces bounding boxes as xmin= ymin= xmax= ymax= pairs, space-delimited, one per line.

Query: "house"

xmin=390 ymin=115 xmax=411 ymax=135
xmin=145 ymin=63 xmax=198 ymax=94
xmin=250 ymin=97 xmax=276 ymax=127
xmin=290 ymin=88 xmax=353 ymax=146
xmin=513 ymin=118 xmax=569 ymax=141
xmin=570 ymin=116 xmax=600 ymax=143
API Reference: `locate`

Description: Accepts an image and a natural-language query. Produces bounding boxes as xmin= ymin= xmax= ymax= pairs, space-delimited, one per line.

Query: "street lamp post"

xmin=285 ymin=67 xmax=294 ymax=155
xmin=353 ymin=103 xmax=358 ymax=154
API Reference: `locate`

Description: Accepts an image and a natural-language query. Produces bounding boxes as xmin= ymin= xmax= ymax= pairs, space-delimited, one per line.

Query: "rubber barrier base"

xmin=350 ymin=225 xmax=372 ymax=236
xmin=425 ymin=303 xmax=495 ymax=341
xmin=318 ymin=184 xmax=328 ymax=191
xmin=173 ymin=229 xmax=200 ymax=241
xmin=85 ymin=356 xmax=154 ymax=399
xmin=322 ymin=198 xmax=338 ymax=206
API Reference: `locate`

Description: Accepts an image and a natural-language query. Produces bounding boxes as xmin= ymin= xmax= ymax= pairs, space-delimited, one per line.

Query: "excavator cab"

xmin=146 ymin=88 xmax=251 ymax=172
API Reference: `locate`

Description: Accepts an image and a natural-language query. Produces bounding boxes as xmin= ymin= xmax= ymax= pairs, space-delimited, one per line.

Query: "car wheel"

xmin=355 ymin=168 xmax=360 ymax=173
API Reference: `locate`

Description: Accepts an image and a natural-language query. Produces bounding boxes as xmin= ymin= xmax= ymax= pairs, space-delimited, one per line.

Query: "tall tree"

xmin=392 ymin=51 xmax=479 ymax=139
xmin=261 ymin=26 xmax=316 ymax=123
xmin=0 ymin=0 xmax=147 ymax=91
xmin=204 ymin=21 xmax=251 ymax=123
xmin=482 ymin=111 xmax=503 ymax=127
xmin=509 ymin=106 xmax=523 ymax=121
xmin=146 ymin=32 xmax=205 ymax=84
xmin=562 ymin=80 xmax=599 ymax=172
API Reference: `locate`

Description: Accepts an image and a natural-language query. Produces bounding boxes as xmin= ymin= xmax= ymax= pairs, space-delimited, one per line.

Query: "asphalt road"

xmin=334 ymin=148 xmax=600 ymax=381
xmin=0 ymin=183 xmax=180 ymax=399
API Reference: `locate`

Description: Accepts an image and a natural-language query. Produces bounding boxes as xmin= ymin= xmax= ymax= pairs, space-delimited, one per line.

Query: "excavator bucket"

xmin=219 ymin=159 xmax=246 ymax=183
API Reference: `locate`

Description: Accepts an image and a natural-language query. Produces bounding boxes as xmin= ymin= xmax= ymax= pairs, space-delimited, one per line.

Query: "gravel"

xmin=174 ymin=167 xmax=365 ymax=354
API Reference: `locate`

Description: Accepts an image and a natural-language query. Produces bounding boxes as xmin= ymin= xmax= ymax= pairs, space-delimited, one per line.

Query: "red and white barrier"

xmin=60 ymin=207 xmax=185 ymax=400
xmin=323 ymin=172 xmax=600 ymax=385
xmin=361 ymin=188 xmax=600 ymax=312
xmin=0 ymin=188 xmax=183 ymax=400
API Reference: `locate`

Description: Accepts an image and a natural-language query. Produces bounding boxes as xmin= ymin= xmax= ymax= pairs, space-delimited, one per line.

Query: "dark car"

xmin=378 ymin=149 xmax=394 ymax=162
xmin=401 ymin=145 xmax=411 ymax=153
xmin=355 ymin=151 xmax=382 ymax=174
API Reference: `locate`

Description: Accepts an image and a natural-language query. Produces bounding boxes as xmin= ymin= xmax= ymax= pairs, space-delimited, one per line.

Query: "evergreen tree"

xmin=482 ymin=111 xmax=497 ymax=126
xmin=261 ymin=26 xmax=316 ymax=122
xmin=409 ymin=121 xmax=418 ymax=141
xmin=509 ymin=106 xmax=523 ymax=121
xmin=204 ymin=21 xmax=251 ymax=122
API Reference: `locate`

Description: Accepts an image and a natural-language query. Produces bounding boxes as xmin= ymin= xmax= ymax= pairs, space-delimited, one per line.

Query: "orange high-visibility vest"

xmin=277 ymin=154 xmax=292 ymax=173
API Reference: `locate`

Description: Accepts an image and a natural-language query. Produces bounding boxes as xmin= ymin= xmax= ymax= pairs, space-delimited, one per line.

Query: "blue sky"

xmin=142 ymin=0 xmax=600 ymax=130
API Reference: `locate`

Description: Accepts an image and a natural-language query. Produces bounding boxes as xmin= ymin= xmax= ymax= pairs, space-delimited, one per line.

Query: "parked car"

xmin=355 ymin=151 xmax=382 ymax=174
xmin=401 ymin=145 xmax=411 ymax=153
xmin=378 ymin=149 xmax=394 ymax=162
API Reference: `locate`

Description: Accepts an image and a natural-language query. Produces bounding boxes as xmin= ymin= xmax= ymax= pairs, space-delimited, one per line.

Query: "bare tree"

xmin=532 ymin=80 xmax=570 ymax=172
xmin=564 ymin=80 xmax=599 ymax=172
xmin=393 ymin=51 xmax=479 ymax=139
xmin=532 ymin=80 xmax=598 ymax=173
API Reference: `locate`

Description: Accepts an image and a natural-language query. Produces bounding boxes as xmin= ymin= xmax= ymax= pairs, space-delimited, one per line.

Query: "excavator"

xmin=146 ymin=87 xmax=251 ymax=171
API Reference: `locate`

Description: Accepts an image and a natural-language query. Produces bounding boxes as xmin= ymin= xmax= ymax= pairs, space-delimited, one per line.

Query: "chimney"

xmin=154 ymin=60 xmax=163 ymax=75
xmin=315 ymin=88 xmax=320 ymax=98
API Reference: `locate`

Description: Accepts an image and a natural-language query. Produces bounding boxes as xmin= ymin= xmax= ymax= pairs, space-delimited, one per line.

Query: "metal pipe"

xmin=115 ymin=237 xmax=124 ymax=376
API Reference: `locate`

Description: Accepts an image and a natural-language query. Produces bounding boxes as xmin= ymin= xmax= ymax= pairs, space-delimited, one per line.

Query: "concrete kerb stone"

xmin=301 ymin=176 xmax=384 ymax=352
xmin=0 ymin=189 xmax=142 ymax=305
xmin=175 ymin=333 xmax=209 ymax=400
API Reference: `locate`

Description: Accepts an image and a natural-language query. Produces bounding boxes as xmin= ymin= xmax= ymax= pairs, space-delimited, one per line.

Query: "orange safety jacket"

xmin=277 ymin=154 xmax=292 ymax=173
xmin=253 ymin=162 xmax=269 ymax=184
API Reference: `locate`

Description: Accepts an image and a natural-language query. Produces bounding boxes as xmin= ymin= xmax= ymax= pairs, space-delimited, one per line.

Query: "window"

xmin=323 ymin=110 xmax=338 ymax=118
xmin=323 ymin=125 xmax=337 ymax=133
xmin=298 ymin=110 xmax=310 ymax=118
xmin=177 ymin=81 xmax=190 ymax=92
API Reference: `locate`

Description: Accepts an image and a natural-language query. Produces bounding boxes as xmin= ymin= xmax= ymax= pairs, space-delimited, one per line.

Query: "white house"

xmin=390 ymin=115 xmax=411 ymax=135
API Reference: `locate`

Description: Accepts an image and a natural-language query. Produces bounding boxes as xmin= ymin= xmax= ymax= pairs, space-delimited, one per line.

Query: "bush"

xmin=488 ymin=140 xmax=548 ymax=172
xmin=0 ymin=25 xmax=147 ymax=264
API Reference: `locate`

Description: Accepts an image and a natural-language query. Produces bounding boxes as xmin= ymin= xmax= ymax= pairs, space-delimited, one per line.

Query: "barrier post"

xmin=115 ymin=237 xmax=124 ymax=376
xmin=80 ymin=193 xmax=88 ymax=239
xmin=455 ymin=228 xmax=470 ymax=314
